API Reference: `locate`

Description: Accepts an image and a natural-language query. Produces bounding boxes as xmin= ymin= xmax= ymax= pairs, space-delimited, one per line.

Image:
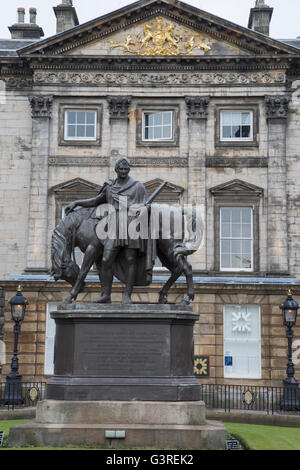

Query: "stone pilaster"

xmin=265 ymin=95 xmax=290 ymax=274
xmin=185 ymin=96 xmax=209 ymax=206
xmin=185 ymin=96 xmax=209 ymax=269
xmin=107 ymin=96 xmax=131 ymax=172
xmin=26 ymin=95 xmax=53 ymax=272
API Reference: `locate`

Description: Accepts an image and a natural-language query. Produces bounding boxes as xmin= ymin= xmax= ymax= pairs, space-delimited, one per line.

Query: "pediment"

xmin=210 ymin=179 xmax=263 ymax=197
xmin=50 ymin=178 xmax=101 ymax=197
xmin=18 ymin=0 xmax=299 ymax=58
xmin=66 ymin=16 xmax=244 ymax=57
xmin=145 ymin=178 xmax=184 ymax=203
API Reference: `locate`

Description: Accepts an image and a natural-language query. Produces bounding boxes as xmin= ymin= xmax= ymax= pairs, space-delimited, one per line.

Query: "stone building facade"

xmin=0 ymin=0 xmax=300 ymax=387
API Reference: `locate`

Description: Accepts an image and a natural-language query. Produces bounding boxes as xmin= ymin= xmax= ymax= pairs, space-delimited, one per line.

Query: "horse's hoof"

xmin=62 ymin=296 xmax=73 ymax=304
xmin=159 ymin=298 xmax=168 ymax=304
xmin=180 ymin=296 xmax=190 ymax=305
xmin=92 ymin=296 xmax=111 ymax=304
xmin=122 ymin=296 xmax=132 ymax=305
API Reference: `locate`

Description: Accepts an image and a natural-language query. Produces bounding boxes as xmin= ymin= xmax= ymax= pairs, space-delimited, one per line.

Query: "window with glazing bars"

xmin=220 ymin=207 xmax=253 ymax=271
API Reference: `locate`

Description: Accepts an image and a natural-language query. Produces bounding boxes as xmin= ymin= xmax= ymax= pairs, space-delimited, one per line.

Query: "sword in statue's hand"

xmin=145 ymin=181 xmax=167 ymax=207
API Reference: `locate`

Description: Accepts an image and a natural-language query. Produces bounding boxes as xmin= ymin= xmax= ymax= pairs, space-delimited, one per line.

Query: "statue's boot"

xmin=122 ymin=292 xmax=132 ymax=304
xmin=122 ymin=258 xmax=136 ymax=304
xmin=92 ymin=270 xmax=112 ymax=303
xmin=92 ymin=292 xmax=111 ymax=303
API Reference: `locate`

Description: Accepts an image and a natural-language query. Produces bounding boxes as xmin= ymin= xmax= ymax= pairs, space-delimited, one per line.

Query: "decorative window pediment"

xmin=210 ymin=179 xmax=263 ymax=273
xmin=50 ymin=178 xmax=101 ymax=224
xmin=210 ymin=179 xmax=263 ymax=199
xmin=51 ymin=177 xmax=101 ymax=197
xmin=144 ymin=178 xmax=184 ymax=204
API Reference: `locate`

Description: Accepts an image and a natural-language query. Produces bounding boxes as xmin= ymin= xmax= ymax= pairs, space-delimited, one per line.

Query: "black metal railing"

xmin=0 ymin=381 xmax=299 ymax=415
xmin=199 ymin=384 xmax=300 ymax=415
xmin=0 ymin=382 xmax=46 ymax=410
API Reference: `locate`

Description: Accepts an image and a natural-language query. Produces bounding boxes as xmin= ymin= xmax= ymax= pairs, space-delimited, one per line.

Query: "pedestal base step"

xmin=8 ymin=421 xmax=227 ymax=450
xmin=8 ymin=400 xmax=227 ymax=449
xmin=35 ymin=400 xmax=207 ymax=425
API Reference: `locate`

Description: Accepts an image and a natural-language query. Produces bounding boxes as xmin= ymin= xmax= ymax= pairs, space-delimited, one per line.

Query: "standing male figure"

xmin=65 ymin=157 xmax=155 ymax=304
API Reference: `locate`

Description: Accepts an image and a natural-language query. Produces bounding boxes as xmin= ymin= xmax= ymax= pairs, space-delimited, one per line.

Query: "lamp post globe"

xmin=9 ymin=286 xmax=28 ymax=322
xmin=3 ymin=286 xmax=28 ymax=405
xmin=281 ymin=289 xmax=298 ymax=327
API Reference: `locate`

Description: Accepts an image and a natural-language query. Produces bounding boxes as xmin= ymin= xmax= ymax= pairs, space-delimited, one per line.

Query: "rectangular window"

xmin=224 ymin=305 xmax=261 ymax=379
xmin=220 ymin=110 xmax=253 ymax=141
xmin=142 ymin=110 xmax=173 ymax=141
xmin=64 ymin=110 xmax=97 ymax=141
xmin=220 ymin=207 xmax=253 ymax=272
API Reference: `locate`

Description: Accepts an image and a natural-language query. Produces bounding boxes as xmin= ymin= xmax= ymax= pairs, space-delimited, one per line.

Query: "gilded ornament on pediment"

xmin=109 ymin=17 xmax=211 ymax=56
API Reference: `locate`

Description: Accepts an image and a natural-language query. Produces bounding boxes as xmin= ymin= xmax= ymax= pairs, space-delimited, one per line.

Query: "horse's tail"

xmin=173 ymin=207 xmax=204 ymax=264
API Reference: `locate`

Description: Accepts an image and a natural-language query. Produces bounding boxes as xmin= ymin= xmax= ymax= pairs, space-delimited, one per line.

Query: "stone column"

xmin=107 ymin=96 xmax=131 ymax=173
xmin=265 ymin=95 xmax=290 ymax=274
xmin=185 ymin=96 xmax=210 ymax=270
xmin=26 ymin=95 xmax=53 ymax=272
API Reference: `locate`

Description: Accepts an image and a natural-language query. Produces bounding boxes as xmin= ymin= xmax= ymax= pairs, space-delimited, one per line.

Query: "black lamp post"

xmin=3 ymin=286 xmax=28 ymax=405
xmin=280 ymin=289 xmax=300 ymax=411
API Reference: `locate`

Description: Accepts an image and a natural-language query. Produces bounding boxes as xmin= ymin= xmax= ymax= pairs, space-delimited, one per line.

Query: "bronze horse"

xmin=50 ymin=203 xmax=203 ymax=305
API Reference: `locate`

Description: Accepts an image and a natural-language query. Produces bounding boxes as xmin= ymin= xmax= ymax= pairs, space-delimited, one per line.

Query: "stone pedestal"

xmin=9 ymin=304 xmax=227 ymax=449
xmin=47 ymin=303 xmax=200 ymax=401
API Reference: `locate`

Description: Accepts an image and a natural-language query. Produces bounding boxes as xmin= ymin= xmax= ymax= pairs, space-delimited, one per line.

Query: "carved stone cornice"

xmin=33 ymin=70 xmax=286 ymax=87
xmin=185 ymin=96 xmax=210 ymax=119
xmin=206 ymin=157 xmax=268 ymax=168
xmin=49 ymin=156 xmax=109 ymax=167
xmin=130 ymin=157 xmax=188 ymax=167
xmin=48 ymin=156 xmax=188 ymax=167
xmin=107 ymin=95 xmax=132 ymax=119
xmin=265 ymin=95 xmax=291 ymax=120
xmin=29 ymin=56 xmax=291 ymax=73
xmin=29 ymin=95 xmax=53 ymax=118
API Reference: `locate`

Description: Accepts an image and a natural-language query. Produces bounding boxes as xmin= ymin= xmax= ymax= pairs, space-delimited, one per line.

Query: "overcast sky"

xmin=0 ymin=0 xmax=299 ymax=40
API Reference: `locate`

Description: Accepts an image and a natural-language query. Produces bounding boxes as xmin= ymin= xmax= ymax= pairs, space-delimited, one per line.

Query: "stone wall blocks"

xmin=197 ymin=294 xmax=216 ymax=303
xmin=23 ymin=312 xmax=38 ymax=322
xmin=21 ymin=323 xmax=38 ymax=333
xmin=271 ymin=346 xmax=288 ymax=356
xmin=198 ymin=303 xmax=216 ymax=314
xmin=198 ymin=345 xmax=215 ymax=356
xmin=19 ymin=343 xmax=36 ymax=353
xmin=18 ymin=354 xmax=36 ymax=364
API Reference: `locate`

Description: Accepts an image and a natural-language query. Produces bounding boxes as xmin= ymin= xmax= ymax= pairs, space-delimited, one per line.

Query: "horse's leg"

xmin=94 ymin=252 xmax=103 ymax=296
xmin=62 ymin=244 xmax=98 ymax=304
xmin=179 ymin=257 xmax=194 ymax=305
xmin=158 ymin=266 xmax=182 ymax=304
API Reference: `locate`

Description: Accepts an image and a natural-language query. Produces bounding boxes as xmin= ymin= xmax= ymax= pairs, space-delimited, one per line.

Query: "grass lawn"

xmin=224 ymin=422 xmax=300 ymax=450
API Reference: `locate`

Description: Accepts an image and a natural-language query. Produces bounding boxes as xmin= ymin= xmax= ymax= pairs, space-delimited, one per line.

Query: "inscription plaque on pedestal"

xmin=75 ymin=323 xmax=170 ymax=376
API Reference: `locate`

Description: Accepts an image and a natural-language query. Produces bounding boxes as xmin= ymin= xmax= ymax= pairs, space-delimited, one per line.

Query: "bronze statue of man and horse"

xmin=50 ymin=158 xmax=203 ymax=305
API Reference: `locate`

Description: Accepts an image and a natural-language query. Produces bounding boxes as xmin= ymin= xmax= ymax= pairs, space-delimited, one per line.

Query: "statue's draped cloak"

xmin=92 ymin=177 xmax=156 ymax=286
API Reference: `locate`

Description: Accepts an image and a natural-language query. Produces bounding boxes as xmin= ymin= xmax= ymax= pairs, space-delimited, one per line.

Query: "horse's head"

xmin=60 ymin=260 xmax=80 ymax=286
xmin=51 ymin=214 xmax=81 ymax=287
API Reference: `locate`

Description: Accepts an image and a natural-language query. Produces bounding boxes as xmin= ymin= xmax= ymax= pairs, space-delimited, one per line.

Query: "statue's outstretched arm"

xmin=64 ymin=191 xmax=107 ymax=215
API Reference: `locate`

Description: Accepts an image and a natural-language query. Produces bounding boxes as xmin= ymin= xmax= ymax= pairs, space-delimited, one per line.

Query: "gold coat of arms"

xmin=110 ymin=17 xmax=211 ymax=56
